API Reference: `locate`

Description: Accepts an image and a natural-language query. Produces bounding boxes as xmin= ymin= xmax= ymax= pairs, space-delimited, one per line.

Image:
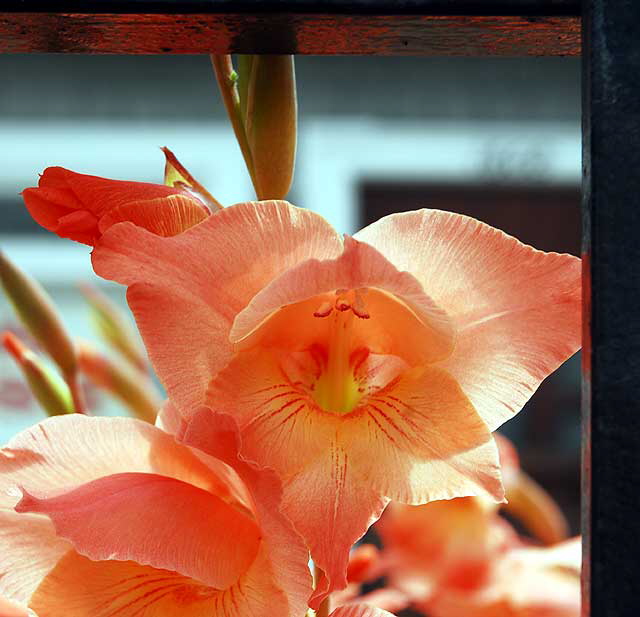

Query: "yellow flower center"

xmin=311 ymin=290 xmax=369 ymax=414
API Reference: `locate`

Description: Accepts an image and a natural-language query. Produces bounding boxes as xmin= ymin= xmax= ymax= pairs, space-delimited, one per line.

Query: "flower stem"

xmin=313 ymin=564 xmax=330 ymax=617
xmin=210 ymin=54 xmax=259 ymax=193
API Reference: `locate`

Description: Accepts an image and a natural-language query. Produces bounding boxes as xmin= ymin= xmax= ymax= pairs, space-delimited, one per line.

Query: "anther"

xmin=313 ymin=300 xmax=334 ymax=318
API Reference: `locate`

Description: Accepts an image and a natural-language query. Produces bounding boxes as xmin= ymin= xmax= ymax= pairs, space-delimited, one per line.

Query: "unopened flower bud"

xmin=79 ymin=284 xmax=148 ymax=375
xmin=77 ymin=342 xmax=162 ymax=423
xmin=0 ymin=251 xmax=77 ymax=380
xmin=2 ymin=331 xmax=73 ymax=417
xmin=162 ymin=147 xmax=222 ymax=211
xmin=244 ymin=55 xmax=297 ymax=200
xmin=212 ymin=54 xmax=297 ymax=201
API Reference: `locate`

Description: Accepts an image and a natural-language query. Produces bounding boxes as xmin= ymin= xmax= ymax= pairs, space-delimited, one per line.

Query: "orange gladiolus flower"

xmin=426 ymin=537 xmax=581 ymax=617
xmin=80 ymin=200 xmax=581 ymax=606
xmin=0 ymin=413 xmax=311 ymax=616
xmin=22 ymin=167 xmax=210 ymax=246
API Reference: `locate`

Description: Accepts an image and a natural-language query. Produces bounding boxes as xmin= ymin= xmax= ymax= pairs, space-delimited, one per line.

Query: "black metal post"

xmin=582 ymin=1 xmax=640 ymax=615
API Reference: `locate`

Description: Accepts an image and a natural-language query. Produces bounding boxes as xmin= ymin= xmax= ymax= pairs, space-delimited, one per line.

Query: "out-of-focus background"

xmin=0 ymin=55 xmax=580 ymax=529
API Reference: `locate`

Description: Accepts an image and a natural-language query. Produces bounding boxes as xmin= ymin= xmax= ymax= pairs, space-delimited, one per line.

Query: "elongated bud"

xmin=77 ymin=342 xmax=161 ymax=423
xmin=245 ymin=55 xmax=297 ymax=200
xmin=503 ymin=470 xmax=569 ymax=545
xmin=79 ymin=284 xmax=148 ymax=375
xmin=0 ymin=251 xmax=77 ymax=380
xmin=2 ymin=331 xmax=73 ymax=417
xmin=212 ymin=54 xmax=297 ymax=200
xmin=162 ymin=147 xmax=223 ymax=211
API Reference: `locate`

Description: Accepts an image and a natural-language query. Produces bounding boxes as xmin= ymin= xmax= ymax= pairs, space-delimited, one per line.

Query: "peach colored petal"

xmin=30 ymin=553 xmax=217 ymax=617
xmin=0 ymin=416 xmax=241 ymax=510
xmin=92 ymin=200 xmax=343 ymax=411
xmin=180 ymin=410 xmax=313 ymax=617
xmin=329 ymin=604 xmax=398 ymax=617
xmin=16 ymin=472 xmax=261 ymax=590
xmin=355 ymin=209 xmax=581 ymax=431
xmin=232 ymin=236 xmax=454 ymax=365
xmin=0 ymin=510 xmax=70 ymax=605
xmin=206 ymin=348 xmax=502 ymax=604
xmin=0 ymin=596 xmax=30 ymax=617
xmin=285 ymin=447 xmax=388 ymax=609
xmin=342 ymin=366 xmax=504 ymax=504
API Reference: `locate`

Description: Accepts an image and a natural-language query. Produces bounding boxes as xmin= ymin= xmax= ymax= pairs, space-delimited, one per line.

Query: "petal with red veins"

xmin=181 ymin=410 xmax=313 ymax=617
xmin=16 ymin=471 xmax=261 ymax=590
xmin=232 ymin=235 xmax=454 ymax=364
xmin=206 ymin=349 xmax=500 ymax=604
xmin=355 ymin=209 xmax=581 ymax=431
xmin=92 ymin=200 xmax=344 ymax=411
xmin=30 ymin=553 xmax=216 ymax=617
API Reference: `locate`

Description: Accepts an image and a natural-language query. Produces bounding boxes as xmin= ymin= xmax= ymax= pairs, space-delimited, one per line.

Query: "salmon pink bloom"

xmin=29 ymin=196 xmax=580 ymax=605
xmin=22 ymin=167 xmax=210 ymax=246
xmin=0 ymin=413 xmax=311 ymax=616
xmin=426 ymin=537 xmax=581 ymax=617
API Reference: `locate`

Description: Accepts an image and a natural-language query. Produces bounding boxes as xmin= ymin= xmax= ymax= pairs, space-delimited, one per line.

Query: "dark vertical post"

xmin=582 ymin=1 xmax=640 ymax=615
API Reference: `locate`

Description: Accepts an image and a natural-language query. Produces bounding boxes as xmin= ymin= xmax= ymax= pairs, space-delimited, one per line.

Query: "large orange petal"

xmin=30 ymin=552 xmax=216 ymax=617
xmin=0 ymin=509 xmax=70 ymax=605
xmin=32 ymin=544 xmax=308 ymax=617
xmin=206 ymin=347 xmax=502 ymax=605
xmin=343 ymin=366 xmax=504 ymax=505
xmin=232 ymin=236 xmax=454 ymax=364
xmin=356 ymin=209 xmax=581 ymax=430
xmin=92 ymin=200 xmax=343 ymax=412
xmin=16 ymin=471 xmax=260 ymax=590
xmin=285 ymin=446 xmax=389 ymax=609
xmin=0 ymin=415 xmax=239 ymax=510
xmin=180 ymin=410 xmax=313 ymax=617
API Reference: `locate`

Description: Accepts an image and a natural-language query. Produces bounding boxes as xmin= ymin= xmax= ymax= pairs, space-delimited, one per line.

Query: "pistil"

xmin=313 ymin=292 xmax=367 ymax=414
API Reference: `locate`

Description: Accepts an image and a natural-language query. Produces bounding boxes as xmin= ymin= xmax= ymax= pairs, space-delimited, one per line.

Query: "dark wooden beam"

xmin=2 ymin=1 xmax=581 ymax=16
xmin=582 ymin=0 xmax=640 ymax=615
xmin=0 ymin=12 xmax=580 ymax=55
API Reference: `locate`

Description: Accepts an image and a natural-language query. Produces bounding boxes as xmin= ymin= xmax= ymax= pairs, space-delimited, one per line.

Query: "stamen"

xmin=313 ymin=300 xmax=334 ymax=318
xmin=335 ymin=295 xmax=351 ymax=312
xmin=352 ymin=289 xmax=370 ymax=319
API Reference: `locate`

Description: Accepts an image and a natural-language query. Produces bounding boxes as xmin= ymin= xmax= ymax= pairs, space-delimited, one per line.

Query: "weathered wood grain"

xmin=582 ymin=1 xmax=640 ymax=615
xmin=0 ymin=13 xmax=580 ymax=55
xmin=1 ymin=1 xmax=581 ymax=16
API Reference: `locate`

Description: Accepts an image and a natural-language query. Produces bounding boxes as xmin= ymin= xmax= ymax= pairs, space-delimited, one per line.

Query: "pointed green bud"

xmin=161 ymin=146 xmax=223 ymax=211
xmin=79 ymin=283 xmax=149 ymax=375
xmin=0 ymin=251 xmax=77 ymax=380
xmin=2 ymin=331 xmax=73 ymax=416
xmin=77 ymin=342 xmax=162 ymax=424
xmin=212 ymin=54 xmax=297 ymax=201
xmin=245 ymin=55 xmax=297 ymax=200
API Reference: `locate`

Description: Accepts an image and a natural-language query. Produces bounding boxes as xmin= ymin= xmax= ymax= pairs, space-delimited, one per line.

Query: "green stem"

xmin=210 ymin=54 xmax=259 ymax=195
xmin=314 ymin=564 xmax=330 ymax=617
